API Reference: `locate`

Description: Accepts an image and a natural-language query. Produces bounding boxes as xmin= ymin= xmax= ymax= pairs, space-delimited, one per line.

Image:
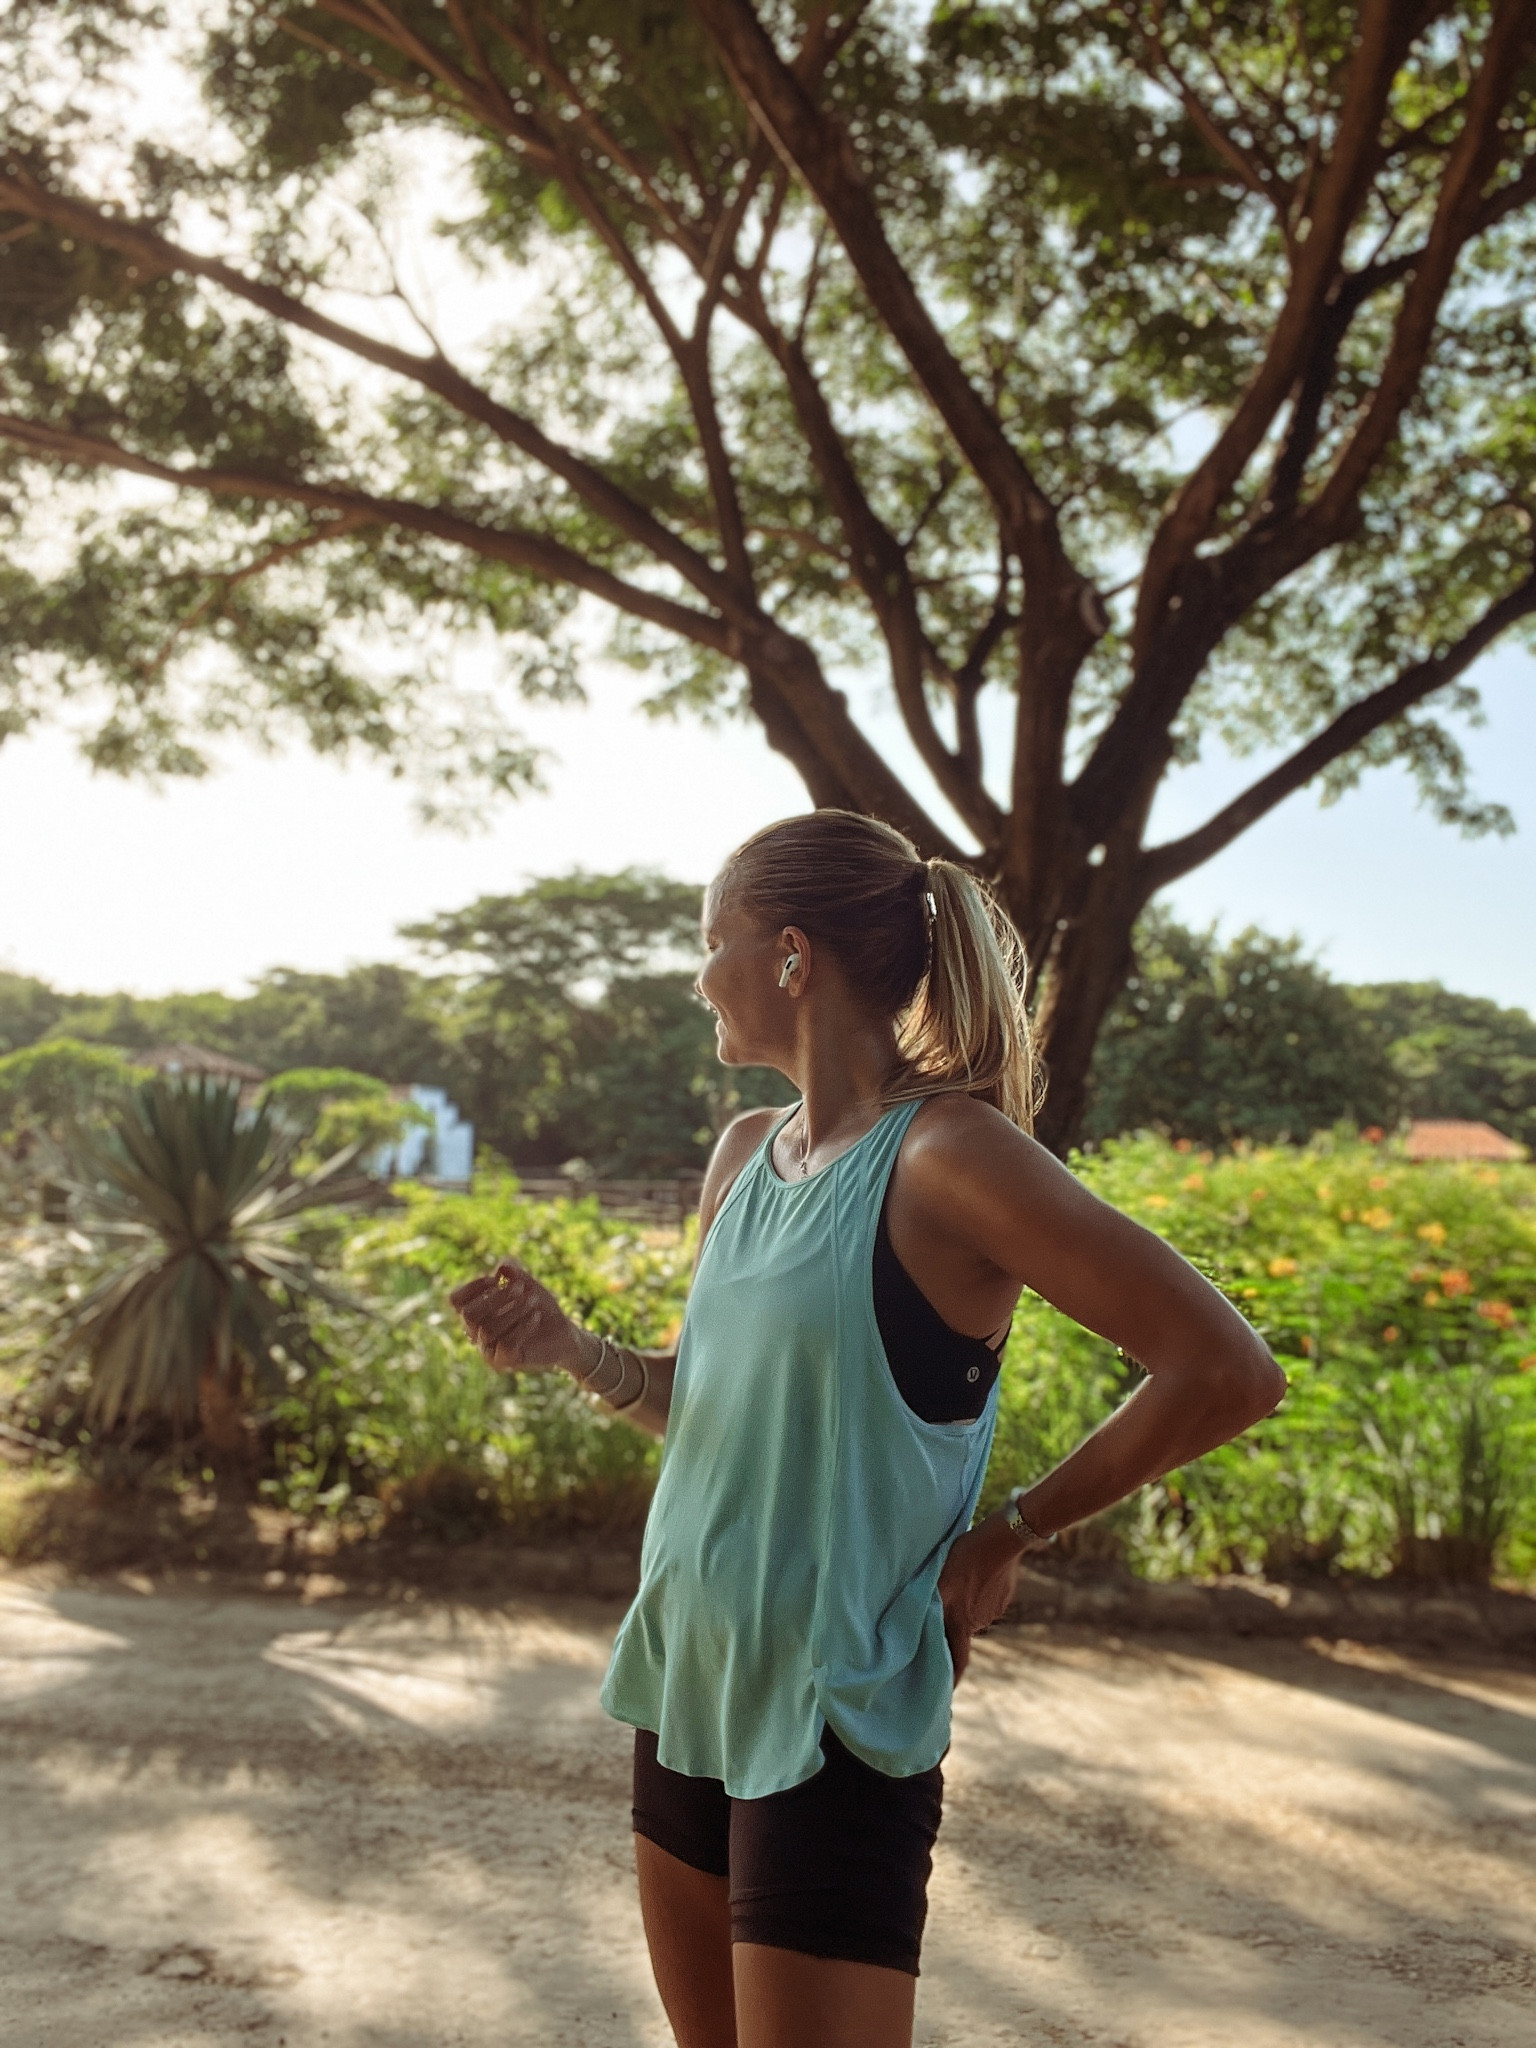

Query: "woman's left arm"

xmin=927 ymin=1105 xmax=1288 ymax=1676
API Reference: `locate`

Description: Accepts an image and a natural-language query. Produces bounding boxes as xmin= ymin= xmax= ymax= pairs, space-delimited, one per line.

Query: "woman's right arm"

xmin=448 ymin=1108 xmax=779 ymax=1441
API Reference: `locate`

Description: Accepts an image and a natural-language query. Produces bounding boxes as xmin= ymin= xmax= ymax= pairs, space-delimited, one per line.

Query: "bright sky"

xmin=2 ymin=636 xmax=1533 ymax=1009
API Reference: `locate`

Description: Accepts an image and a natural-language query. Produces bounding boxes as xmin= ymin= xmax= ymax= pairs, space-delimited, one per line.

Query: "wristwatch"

xmin=1003 ymin=1486 xmax=1057 ymax=1551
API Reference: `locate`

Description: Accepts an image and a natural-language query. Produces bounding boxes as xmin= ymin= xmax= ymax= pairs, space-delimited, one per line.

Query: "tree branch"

xmin=1138 ymin=570 xmax=1536 ymax=893
xmin=0 ymin=163 xmax=746 ymax=620
xmin=137 ymin=511 xmax=371 ymax=681
xmin=1132 ymin=0 xmax=1433 ymax=654
xmin=690 ymin=0 xmax=1086 ymax=608
xmin=1310 ymin=0 xmax=1536 ymax=536
xmin=746 ymin=304 xmax=1002 ymax=843
xmin=0 ymin=411 xmax=735 ymax=650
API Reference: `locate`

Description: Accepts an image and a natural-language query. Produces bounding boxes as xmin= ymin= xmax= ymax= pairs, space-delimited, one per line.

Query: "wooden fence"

xmin=513 ymin=1176 xmax=705 ymax=1227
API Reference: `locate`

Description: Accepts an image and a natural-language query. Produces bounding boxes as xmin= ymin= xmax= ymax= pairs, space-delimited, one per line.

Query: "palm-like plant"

xmin=54 ymin=1076 xmax=384 ymax=1472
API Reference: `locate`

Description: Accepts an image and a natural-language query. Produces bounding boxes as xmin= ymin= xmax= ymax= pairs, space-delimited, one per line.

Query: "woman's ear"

xmin=777 ymin=927 xmax=810 ymax=992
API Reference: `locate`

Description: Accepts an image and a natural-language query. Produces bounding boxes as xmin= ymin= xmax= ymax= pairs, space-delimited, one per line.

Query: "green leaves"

xmin=50 ymin=1075 xmax=385 ymax=1430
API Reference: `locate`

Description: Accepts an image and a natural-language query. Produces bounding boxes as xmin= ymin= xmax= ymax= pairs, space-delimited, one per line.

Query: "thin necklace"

xmin=793 ymin=1105 xmax=811 ymax=1176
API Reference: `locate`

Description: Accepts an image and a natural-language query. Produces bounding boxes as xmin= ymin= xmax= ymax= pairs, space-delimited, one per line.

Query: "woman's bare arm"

xmin=908 ymin=1098 xmax=1287 ymax=1674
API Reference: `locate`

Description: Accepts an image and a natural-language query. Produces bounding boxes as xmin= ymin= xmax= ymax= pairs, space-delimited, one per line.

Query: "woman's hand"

xmin=936 ymin=1513 xmax=1026 ymax=1684
xmin=450 ymin=1260 xmax=592 ymax=1378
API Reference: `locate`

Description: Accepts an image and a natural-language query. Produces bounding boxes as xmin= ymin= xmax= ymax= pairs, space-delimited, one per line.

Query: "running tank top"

xmin=600 ymin=1098 xmax=1000 ymax=1797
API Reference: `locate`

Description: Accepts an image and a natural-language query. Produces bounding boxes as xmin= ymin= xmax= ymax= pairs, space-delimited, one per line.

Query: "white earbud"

xmin=778 ymin=952 xmax=801 ymax=989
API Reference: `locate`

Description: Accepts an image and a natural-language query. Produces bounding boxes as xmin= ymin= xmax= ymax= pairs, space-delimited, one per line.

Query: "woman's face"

xmin=695 ymin=883 xmax=797 ymax=1068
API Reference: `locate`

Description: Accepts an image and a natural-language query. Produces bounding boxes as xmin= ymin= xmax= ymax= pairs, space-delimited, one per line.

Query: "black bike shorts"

xmin=631 ymin=1723 xmax=944 ymax=1977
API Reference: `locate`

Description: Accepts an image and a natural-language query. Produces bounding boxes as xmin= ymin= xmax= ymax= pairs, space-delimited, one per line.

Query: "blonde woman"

xmin=452 ymin=811 xmax=1284 ymax=2048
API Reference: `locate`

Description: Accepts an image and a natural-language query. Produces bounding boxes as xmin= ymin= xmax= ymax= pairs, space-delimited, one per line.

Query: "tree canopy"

xmin=2 ymin=1 xmax=1535 ymax=1143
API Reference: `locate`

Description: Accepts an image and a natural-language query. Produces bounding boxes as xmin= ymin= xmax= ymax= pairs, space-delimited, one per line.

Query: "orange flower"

xmin=1416 ymin=1221 xmax=1447 ymax=1246
xmin=1359 ymin=1206 xmax=1394 ymax=1231
xmin=1369 ymin=1174 xmax=1389 ymax=1192
xmin=1181 ymin=1172 xmax=1206 ymax=1192
xmin=1381 ymin=1325 xmax=1400 ymax=1343
xmin=1339 ymin=1206 xmax=1356 ymax=1222
xmin=1477 ymin=1300 xmax=1517 ymax=1329
xmin=1440 ymin=1268 xmax=1472 ymax=1296
xmin=1250 ymin=1187 xmax=1269 ymax=1202
xmin=1267 ymin=1256 xmax=1298 ymax=1278
xmin=1174 ymin=1137 xmax=1192 ymax=1153
xmin=1520 ymin=1355 xmax=1536 ymax=1374
xmin=1299 ymin=1334 xmax=1316 ymax=1356
xmin=1363 ymin=1126 xmax=1385 ymax=1143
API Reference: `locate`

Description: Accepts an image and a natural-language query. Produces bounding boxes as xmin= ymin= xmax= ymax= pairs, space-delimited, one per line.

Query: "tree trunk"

xmin=196 ymin=1354 xmax=254 ymax=1498
xmin=1016 ymin=883 xmax=1143 ymax=1158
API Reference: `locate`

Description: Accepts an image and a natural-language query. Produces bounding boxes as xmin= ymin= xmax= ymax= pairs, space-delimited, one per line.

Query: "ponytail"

xmin=717 ymin=811 xmax=1041 ymax=1133
xmin=892 ymin=858 xmax=1041 ymax=1133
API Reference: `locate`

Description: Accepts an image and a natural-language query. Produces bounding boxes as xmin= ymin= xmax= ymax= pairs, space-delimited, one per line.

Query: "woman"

xmin=451 ymin=811 xmax=1285 ymax=2048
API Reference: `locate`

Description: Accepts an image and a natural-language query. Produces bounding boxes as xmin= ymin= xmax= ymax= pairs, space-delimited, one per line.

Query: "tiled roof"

xmin=1402 ymin=1119 xmax=1525 ymax=1162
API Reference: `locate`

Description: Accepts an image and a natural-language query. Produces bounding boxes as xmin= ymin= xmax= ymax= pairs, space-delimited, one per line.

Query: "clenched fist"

xmin=450 ymin=1260 xmax=593 ymax=1378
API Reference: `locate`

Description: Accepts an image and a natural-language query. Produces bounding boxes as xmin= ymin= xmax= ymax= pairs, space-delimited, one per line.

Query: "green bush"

xmin=263 ymin=1170 xmax=691 ymax=1532
xmin=982 ymin=1135 xmax=1536 ymax=1582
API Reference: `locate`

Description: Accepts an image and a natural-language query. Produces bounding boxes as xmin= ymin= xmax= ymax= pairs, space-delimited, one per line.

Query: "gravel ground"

xmin=1 ymin=1569 xmax=1532 ymax=2048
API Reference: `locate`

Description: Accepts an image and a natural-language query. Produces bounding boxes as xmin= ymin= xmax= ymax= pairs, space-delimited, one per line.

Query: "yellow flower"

xmin=1339 ymin=1206 xmax=1356 ymax=1222
xmin=1440 ymin=1268 xmax=1472 ymax=1296
xmin=1181 ymin=1172 xmax=1206 ymax=1192
xmin=1315 ymin=1181 xmax=1334 ymax=1202
xmin=1477 ymin=1300 xmax=1517 ymax=1329
xmin=1267 ymin=1256 xmax=1298 ymax=1278
xmin=1416 ymin=1221 xmax=1447 ymax=1246
xmin=1359 ymin=1206 xmax=1394 ymax=1231
xmin=1424 ymin=1290 xmax=1443 ymax=1308
xmin=1144 ymin=1193 xmax=1170 ymax=1209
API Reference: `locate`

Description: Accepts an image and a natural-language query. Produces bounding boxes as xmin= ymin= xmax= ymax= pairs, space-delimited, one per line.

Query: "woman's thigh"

xmin=733 ymin=1943 xmax=916 ymax=2048
xmin=635 ymin=1834 xmax=737 ymax=2048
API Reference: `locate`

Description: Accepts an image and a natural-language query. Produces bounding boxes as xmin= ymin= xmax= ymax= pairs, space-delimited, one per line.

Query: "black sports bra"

xmin=872 ymin=1190 xmax=1008 ymax=1424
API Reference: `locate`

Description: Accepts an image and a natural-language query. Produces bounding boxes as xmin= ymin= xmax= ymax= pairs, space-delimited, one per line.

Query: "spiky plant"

xmin=53 ymin=1076 xmax=384 ymax=1472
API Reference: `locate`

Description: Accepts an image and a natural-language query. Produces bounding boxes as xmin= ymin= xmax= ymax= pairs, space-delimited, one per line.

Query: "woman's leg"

xmin=635 ymin=1834 xmax=738 ymax=2048
xmin=732 ymin=1944 xmax=916 ymax=2048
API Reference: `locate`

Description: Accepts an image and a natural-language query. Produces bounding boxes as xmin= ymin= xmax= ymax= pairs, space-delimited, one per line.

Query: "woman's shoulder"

xmin=696 ymin=1106 xmax=786 ymax=1234
xmin=900 ymin=1092 xmax=1061 ymax=1204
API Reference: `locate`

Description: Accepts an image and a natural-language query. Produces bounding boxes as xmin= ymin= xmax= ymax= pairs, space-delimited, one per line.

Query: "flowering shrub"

xmin=984 ymin=1135 xmax=1536 ymax=1581
xmin=264 ymin=1171 xmax=689 ymax=1531
xmin=254 ymin=1143 xmax=1536 ymax=1579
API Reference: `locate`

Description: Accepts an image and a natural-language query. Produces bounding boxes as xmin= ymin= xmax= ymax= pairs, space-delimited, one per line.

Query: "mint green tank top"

xmin=600 ymin=1097 xmax=999 ymax=1798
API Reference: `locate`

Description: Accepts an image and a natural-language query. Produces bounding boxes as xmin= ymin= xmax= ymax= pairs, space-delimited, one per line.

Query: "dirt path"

xmin=1 ymin=1572 xmax=1532 ymax=2048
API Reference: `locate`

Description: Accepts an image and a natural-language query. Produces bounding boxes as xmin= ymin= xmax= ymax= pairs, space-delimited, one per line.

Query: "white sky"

xmin=2 ymin=636 xmax=1533 ymax=1008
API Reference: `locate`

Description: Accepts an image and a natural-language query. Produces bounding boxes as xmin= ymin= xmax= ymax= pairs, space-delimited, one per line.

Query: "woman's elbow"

xmin=1225 ymin=1340 xmax=1287 ymax=1431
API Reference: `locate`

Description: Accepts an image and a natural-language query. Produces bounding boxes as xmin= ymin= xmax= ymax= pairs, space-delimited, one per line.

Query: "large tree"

xmin=2 ymin=4 xmax=1535 ymax=1147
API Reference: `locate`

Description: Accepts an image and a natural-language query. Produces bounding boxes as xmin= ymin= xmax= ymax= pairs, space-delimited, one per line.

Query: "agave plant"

xmin=53 ymin=1076 xmax=384 ymax=1471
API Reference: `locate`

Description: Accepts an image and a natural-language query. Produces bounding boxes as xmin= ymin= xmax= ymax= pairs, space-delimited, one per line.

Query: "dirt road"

xmin=1 ymin=1572 xmax=1532 ymax=2048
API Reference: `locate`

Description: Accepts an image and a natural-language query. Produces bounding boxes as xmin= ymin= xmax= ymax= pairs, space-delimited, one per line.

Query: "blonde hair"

xmin=716 ymin=811 xmax=1041 ymax=1132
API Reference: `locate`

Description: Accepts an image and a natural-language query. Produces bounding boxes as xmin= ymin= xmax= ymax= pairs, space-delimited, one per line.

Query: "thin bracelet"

xmin=608 ymin=1349 xmax=649 ymax=1415
xmin=575 ymin=1336 xmax=646 ymax=1411
xmin=575 ymin=1336 xmax=626 ymax=1401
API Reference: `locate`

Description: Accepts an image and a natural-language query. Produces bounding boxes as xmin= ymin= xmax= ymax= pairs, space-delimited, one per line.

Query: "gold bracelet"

xmin=1004 ymin=1486 xmax=1056 ymax=1549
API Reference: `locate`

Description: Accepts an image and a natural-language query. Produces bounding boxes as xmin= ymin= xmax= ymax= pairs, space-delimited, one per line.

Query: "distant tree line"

xmin=2 ymin=872 xmax=1533 ymax=1173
